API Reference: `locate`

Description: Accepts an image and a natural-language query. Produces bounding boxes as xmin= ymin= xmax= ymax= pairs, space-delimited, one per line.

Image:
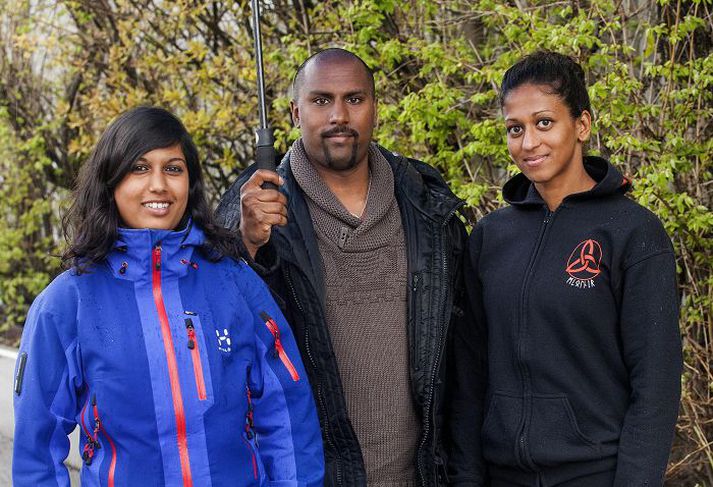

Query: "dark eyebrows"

xmin=305 ymin=89 xmax=370 ymax=99
xmin=136 ymin=157 xmax=186 ymax=164
xmin=505 ymin=109 xmax=555 ymax=122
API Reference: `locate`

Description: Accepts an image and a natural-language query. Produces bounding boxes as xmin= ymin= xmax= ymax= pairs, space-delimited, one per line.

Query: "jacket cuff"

xmin=236 ymin=229 xmax=280 ymax=277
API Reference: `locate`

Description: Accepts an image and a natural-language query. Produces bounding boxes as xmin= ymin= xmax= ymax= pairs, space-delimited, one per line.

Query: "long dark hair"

xmin=62 ymin=106 xmax=241 ymax=271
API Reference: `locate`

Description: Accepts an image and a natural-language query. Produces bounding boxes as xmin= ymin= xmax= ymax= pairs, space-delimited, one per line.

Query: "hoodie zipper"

xmin=515 ymin=208 xmax=556 ymax=469
xmin=185 ymin=318 xmax=207 ymax=400
xmin=261 ymin=311 xmax=300 ymax=381
xmin=80 ymin=394 xmax=117 ymax=487
xmin=152 ymin=244 xmax=193 ymax=486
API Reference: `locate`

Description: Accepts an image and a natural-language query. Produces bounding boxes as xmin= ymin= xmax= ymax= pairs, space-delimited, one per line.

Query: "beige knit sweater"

xmin=291 ymin=140 xmax=420 ymax=486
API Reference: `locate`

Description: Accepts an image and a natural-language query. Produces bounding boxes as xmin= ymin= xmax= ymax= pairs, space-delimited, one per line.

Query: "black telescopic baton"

xmin=251 ymin=0 xmax=277 ymax=190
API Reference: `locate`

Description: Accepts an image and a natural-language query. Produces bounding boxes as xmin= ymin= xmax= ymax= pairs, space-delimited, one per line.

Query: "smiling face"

xmin=503 ymin=83 xmax=591 ymax=191
xmin=290 ymin=56 xmax=377 ymax=173
xmin=113 ymin=144 xmax=189 ymax=230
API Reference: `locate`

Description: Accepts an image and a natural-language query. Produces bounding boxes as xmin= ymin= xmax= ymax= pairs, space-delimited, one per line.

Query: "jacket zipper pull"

xmin=82 ymin=395 xmax=101 ymax=465
xmin=271 ymin=327 xmax=281 ymax=358
xmin=185 ymin=318 xmax=196 ymax=349
xmin=91 ymin=394 xmax=101 ymax=442
xmin=154 ymin=243 xmax=162 ymax=271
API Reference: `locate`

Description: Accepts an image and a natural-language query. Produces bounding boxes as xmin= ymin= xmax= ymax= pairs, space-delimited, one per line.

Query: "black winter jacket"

xmin=449 ymin=156 xmax=682 ymax=486
xmin=216 ymin=146 xmax=468 ymax=487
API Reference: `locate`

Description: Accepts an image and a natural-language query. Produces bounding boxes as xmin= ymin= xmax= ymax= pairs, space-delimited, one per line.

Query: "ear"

xmin=290 ymin=100 xmax=300 ymax=128
xmin=577 ymin=110 xmax=592 ymax=143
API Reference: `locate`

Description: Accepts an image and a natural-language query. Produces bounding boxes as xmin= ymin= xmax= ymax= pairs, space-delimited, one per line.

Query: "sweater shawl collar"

xmin=106 ymin=220 xmax=205 ymax=282
xmin=290 ymin=139 xmax=398 ymax=251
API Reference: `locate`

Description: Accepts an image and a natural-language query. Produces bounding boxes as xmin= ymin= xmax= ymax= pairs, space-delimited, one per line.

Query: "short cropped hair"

xmin=500 ymin=51 xmax=591 ymax=118
xmin=291 ymin=48 xmax=375 ymax=100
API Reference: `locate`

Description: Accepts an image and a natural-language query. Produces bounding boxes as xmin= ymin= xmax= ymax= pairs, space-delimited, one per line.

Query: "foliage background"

xmin=0 ymin=0 xmax=710 ymax=483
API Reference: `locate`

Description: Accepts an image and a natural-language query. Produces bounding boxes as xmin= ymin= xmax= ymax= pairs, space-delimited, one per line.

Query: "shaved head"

xmin=291 ymin=48 xmax=375 ymax=101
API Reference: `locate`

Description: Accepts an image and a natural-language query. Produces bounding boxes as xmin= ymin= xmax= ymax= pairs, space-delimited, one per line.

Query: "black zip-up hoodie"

xmin=448 ymin=156 xmax=682 ymax=486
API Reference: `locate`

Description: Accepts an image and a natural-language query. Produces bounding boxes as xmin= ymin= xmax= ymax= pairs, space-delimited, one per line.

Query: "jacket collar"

xmin=378 ymin=146 xmax=464 ymax=223
xmin=106 ymin=220 xmax=205 ymax=282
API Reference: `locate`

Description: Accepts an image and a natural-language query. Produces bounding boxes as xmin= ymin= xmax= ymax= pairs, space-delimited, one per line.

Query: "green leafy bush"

xmin=0 ymin=0 xmax=709 ymax=482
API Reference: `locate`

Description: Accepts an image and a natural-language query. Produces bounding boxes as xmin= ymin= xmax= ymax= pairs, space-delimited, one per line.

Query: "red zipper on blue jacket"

xmin=80 ymin=394 xmax=117 ymax=487
xmin=185 ymin=318 xmax=207 ymax=401
xmin=152 ymin=244 xmax=193 ymax=486
xmin=260 ymin=312 xmax=299 ymax=381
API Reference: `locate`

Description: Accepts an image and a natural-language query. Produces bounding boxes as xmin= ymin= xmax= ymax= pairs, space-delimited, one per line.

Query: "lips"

xmin=142 ymin=201 xmax=171 ymax=210
xmin=322 ymin=127 xmax=358 ymax=141
xmin=141 ymin=201 xmax=172 ymax=216
xmin=522 ymin=154 xmax=548 ymax=167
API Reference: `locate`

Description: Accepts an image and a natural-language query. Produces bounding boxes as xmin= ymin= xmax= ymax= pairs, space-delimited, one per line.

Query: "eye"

xmin=131 ymin=163 xmax=150 ymax=173
xmin=313 ymin=97 xmax=329 ymax=106
xmin=537 ymin=119 xmax=553 ymax=128
xmin=506 ymin=125 xmax=523 ymax=136
xmin=346 ymin=96 xmax=363 ymax=104
xmin=164 ymin=164 xmax=185 ymax=174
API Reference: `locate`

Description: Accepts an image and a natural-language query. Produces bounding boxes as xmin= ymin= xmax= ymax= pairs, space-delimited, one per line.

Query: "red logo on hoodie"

xmin=565 ymin=239 xmax=602 ymax=287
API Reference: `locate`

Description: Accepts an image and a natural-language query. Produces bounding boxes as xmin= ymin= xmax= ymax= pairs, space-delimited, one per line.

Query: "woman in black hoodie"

xmin=447 ymin=51 xmax=682 ymax=486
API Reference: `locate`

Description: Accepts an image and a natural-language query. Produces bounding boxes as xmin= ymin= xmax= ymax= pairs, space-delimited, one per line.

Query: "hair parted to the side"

xmin=62 ymin=106 xmax=241 ymax=272
xmin=291 ymin=48 xmax=375 ymax=101
xmin=499 ymin=50 xmax=591 ymax=118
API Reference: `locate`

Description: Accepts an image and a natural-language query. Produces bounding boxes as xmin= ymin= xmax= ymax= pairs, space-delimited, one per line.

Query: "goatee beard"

xmin=322 ymin=139 xmax=359 ymax=171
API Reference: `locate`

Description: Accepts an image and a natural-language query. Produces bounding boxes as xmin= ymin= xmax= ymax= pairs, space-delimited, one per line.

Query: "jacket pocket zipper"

xmin=241 ymin=436 xmax=259 ymax=480
xmin=80 ymin=394 xmax=117 ymax=487
xmin=259 ymin=311 xmax=300 ymax=381
xmin=185 ymin=318 xmax=207 ymax=400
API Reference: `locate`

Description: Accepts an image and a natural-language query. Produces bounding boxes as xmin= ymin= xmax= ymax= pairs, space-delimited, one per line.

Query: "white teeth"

xmin=143 ymin=202 xmax=169 ymax=209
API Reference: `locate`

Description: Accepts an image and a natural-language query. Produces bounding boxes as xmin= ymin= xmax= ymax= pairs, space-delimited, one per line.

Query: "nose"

xmin=522 ymin=128 xmax=541 ymax=151
xmin=329 ymin=100 xmax=349 ymax=125
xmin=148 ymin=169 xmax=167 ymax=193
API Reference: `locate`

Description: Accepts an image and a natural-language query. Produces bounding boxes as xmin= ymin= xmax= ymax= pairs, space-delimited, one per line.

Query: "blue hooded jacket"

xmin=13 ymin=223 xmax=324 ymax=486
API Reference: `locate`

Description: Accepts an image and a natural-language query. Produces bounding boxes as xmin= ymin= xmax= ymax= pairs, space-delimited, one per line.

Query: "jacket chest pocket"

xmin=176 ymin=312 xmax=216 ymax=403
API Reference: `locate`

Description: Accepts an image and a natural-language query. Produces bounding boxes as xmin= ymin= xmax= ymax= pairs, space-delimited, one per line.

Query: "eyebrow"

xmin=137 ymin=157 xmax=186 ymax=164
xmin=504 ymin=109 xmax=555 ymax=122
xmin=306 ymin=89 xmax=369 ymax=98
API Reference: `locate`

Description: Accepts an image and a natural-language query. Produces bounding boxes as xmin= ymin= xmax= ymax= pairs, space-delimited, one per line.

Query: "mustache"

xmin=321 ymin=126 xmax=359 ymax=138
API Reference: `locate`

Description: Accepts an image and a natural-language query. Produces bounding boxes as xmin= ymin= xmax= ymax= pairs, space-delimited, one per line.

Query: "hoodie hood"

xmin=503 ymin=156 xmax=631 ymax=207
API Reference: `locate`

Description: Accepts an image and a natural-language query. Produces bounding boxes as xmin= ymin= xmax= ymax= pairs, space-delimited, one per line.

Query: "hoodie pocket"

xmin=481 ymin=392 xmax=522 ymax=466
xmin=80 ymin=394 xmax=118 ymax=487
xmin=528 ymin=394 xmax=600 ymax=465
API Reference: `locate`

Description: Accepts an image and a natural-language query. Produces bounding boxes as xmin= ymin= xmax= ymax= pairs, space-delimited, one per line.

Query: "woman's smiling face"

xmin=503 ymin=83 xmax=591 ymax=190
xmin=113 ymin=144 xmax=189 ymax=230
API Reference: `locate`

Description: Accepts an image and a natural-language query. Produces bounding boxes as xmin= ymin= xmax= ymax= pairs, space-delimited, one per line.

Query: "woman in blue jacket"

xmin=13 ymin=106 xmax=324 ymax=486
xmin=448 ymin=52 xmax=682 ymax=486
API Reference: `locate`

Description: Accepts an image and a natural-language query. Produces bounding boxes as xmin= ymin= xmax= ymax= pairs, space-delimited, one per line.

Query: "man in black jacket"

xmin=216 ymin=48 xmax=472 ymax=486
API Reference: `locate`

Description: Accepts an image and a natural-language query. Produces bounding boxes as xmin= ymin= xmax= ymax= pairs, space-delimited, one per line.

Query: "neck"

xmin=313 ymin=156 xmax=371 ymax=217
xmin=535 ymin=160 xmax=596 ymax=211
